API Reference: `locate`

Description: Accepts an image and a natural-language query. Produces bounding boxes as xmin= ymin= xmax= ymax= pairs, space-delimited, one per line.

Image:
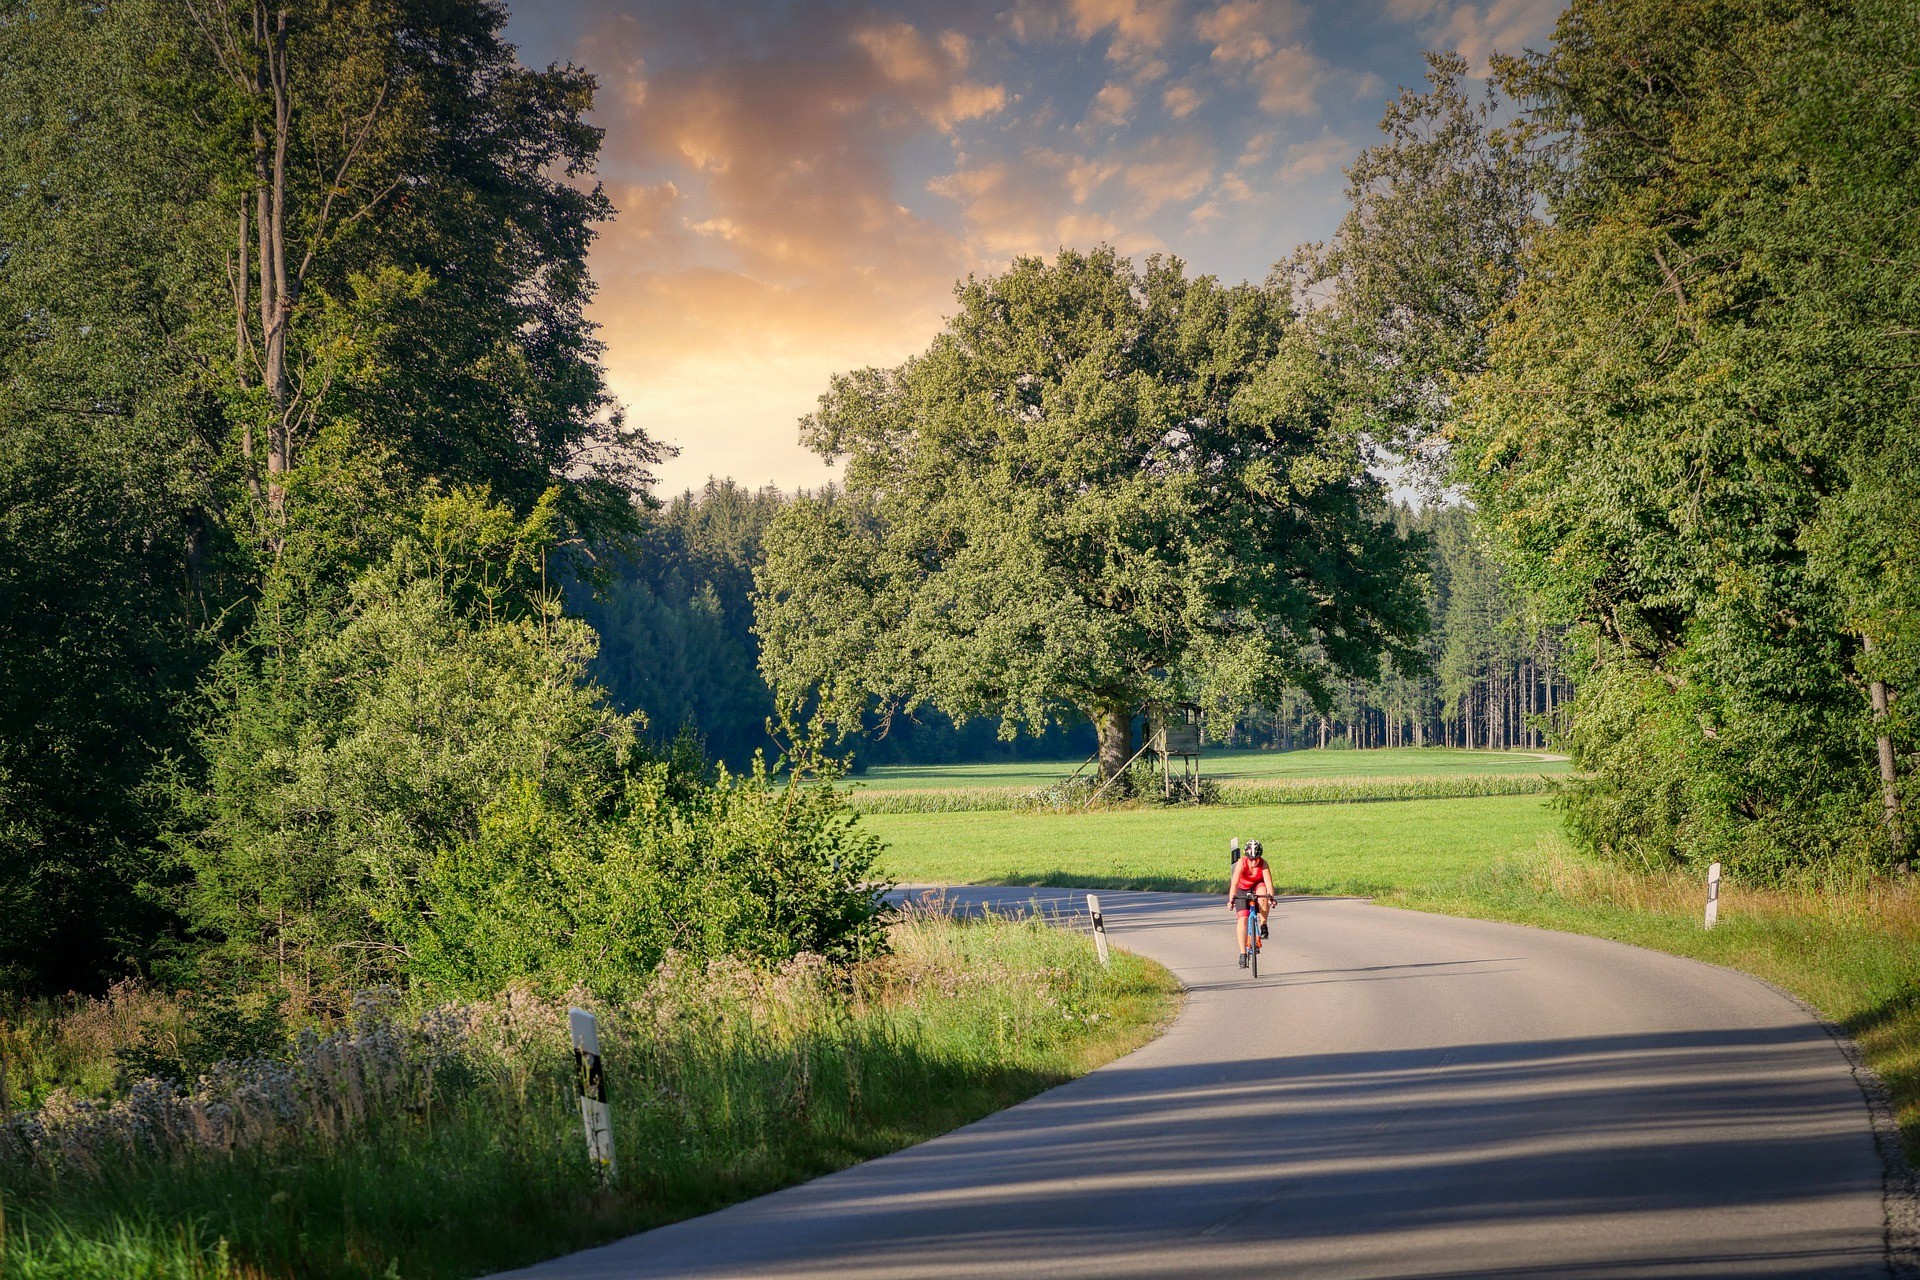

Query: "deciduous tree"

xmin=756 ymin=249 xmax=1429 ymax=780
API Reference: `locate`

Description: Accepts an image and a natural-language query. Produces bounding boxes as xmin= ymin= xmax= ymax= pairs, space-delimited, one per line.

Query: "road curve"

xmin=498 ymin=887 xmax=1895 ymax=1279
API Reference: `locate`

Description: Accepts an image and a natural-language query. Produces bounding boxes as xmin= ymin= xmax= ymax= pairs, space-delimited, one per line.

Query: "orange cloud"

xmin=1249 ymin=43 xmax=1333 ymax=114
xmin=1082 ymin=82 xmax=1137 ymax=130
xmin=1195 ymin=0 xmax=1308 ymax=63
xmin=568 ymin=5 xmax=1017 ymax=487
xmin=529 ymin=0 xmax=1427 ymax=491
xmin=928 ymin=149 xmax=1153 ymax=257
xmin=1389 ymin=0 xmax=1563 ymax=74
xmin=1069 ymin=0 xmax=1184 ymax=62
xmin=1163 ymin=80 xmax=1206 ymax=119
xmin=1118 ymin=135 xmax=1217 ymax=214
xmin=1196 ymin=0 xmax=1330 ymax=116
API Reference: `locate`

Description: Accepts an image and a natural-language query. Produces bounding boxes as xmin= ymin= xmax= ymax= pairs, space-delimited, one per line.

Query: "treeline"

xmin=582 ymin=480 xmax=1092 ymax=770
xmin=1298 ymin=0 xmax=1920 ymax=878
xmin=586 ymin=489 xmax=1569 ymax=769
xmin=0 ymin=0 xmax=876 ymax=998
xmin=1227 ymin=507 xmax=1571 ymax=753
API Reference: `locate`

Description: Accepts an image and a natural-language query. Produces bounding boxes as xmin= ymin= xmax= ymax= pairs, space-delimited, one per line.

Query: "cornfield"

xmin=854 ymin=772 xmax=1558 ymax=813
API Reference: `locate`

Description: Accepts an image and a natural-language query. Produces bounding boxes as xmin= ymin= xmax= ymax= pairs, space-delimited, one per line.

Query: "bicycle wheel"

xmin=1246 ymin=916 xmax=1259 ymax=978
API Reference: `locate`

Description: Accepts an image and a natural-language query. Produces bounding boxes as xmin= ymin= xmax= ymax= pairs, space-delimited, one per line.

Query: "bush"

xmin=1558 ymin=655 xmax=1884 ymax=881
xmin=182 ymin=488 xmax=884 ymax=997
xmin=400 ymin=755 xmax=886 ymax=996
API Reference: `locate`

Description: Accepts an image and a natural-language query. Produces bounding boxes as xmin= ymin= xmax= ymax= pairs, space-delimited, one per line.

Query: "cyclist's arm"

xmin=1260 ymin=867 xmax=1275 ymax=900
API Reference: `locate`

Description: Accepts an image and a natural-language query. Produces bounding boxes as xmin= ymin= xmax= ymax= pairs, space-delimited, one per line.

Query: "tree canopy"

xmin=0 ymin=0 xmax=682 ymax=993
xmin=1449 ymin=0 xmax=1920 ymax=875
xmin=755 ymin=248 xmax=1430 ymax=778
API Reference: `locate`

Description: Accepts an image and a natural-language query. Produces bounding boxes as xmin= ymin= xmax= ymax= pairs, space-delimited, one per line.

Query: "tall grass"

xmin=0 ymin=982 xmax=189 ymax=1110
xmin=855 ymin=772 xmax=1557 ymax=813
xmin=0 ymin=913 xmax=1177 ymax=1280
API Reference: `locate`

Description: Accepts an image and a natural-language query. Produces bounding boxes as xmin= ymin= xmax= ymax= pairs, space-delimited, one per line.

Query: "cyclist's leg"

xmin=1234 ymin=901 xmax=1251 ymax=952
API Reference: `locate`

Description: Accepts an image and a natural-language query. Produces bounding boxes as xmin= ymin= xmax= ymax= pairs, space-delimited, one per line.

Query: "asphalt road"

xmin=498 ymin=887 xmax=1897 ymax=1279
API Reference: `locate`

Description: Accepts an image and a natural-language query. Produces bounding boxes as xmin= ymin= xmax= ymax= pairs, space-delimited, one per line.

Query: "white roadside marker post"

xmin=568 ymin=1007 xmax=617 ymax=1180
xmin=1704 ymin=861 xmax=1722 ymax=930
xmin=1087 ymin=893 xmax=1111 ymax=966
xmin=1230 ymin=837 xmax=1241 ymax=866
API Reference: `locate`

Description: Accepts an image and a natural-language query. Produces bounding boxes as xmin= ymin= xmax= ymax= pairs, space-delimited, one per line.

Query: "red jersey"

xmin=1232 ymin=857 xmax=1269 ymax=892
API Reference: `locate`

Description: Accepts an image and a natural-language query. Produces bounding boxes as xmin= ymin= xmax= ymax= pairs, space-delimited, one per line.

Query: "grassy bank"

xmin=870 ymin=794 xmax=1920 ymax=1159
xmin=0 ymin=913 xmax=1178 ymax=1279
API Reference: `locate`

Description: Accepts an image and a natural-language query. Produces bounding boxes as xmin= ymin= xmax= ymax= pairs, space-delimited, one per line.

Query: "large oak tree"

xmin=755 ymin=249 xmax=1429 ymax=779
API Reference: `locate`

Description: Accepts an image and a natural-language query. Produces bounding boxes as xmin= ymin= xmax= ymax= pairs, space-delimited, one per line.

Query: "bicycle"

xmin=1235 ymin=891 xmax=1272 ymax=977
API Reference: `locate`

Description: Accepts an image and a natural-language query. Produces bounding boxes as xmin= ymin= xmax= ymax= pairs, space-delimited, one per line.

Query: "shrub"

xmin=182 ymin=488 xmax=884 ymax=998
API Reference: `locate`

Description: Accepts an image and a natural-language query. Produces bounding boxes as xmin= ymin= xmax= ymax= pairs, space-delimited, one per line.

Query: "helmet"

xmin=1245 ymin=839 xmax=1263 ymax=858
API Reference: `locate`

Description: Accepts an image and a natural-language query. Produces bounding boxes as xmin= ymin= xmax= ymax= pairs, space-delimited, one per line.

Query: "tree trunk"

xmin=251 ymin=4 xmax=292 ymax=538
xmin=1095 ymin=705 xmax=1133 ymax=782
xmin=1863 ymin=636 xmax=1908 ymax=871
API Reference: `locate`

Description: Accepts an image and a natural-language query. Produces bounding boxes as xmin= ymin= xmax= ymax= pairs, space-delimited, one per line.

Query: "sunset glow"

xmin=505 ymin=0 xmax=1564 ymax=494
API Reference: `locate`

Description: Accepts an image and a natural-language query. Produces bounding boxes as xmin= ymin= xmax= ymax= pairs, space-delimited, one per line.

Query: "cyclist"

xmin=1229 ymin=839 xmax=1275 ymax=968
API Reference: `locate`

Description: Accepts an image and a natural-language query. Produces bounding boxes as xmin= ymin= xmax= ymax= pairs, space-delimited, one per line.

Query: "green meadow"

xmin=867 ymin=793 xmax=1560 ymax=893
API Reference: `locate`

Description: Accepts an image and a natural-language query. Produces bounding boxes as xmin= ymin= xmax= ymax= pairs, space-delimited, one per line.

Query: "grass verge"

xmin=0 ymin=912 xmax=1179 ymax=1279
xmin=868 ymin=795 xmax=1920 ymax=1161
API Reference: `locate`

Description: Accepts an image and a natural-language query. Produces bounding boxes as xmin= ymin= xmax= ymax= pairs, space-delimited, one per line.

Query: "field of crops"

xmin=852 ymin=747 xmax=1568 ymax=813
xmin=858 ymin=746 xmax=1569 ymax=793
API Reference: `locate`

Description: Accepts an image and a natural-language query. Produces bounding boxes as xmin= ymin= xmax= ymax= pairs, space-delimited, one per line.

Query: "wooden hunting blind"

xmin=1147 ymin=702 xmax=1203 ymax=800
xmin=1148 ymin=702 xmax=1203 ymax=757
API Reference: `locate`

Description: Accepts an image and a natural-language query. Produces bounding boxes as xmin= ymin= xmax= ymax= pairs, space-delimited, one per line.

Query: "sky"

xmin=503 ymin=0 xmax=1564 ymax=496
